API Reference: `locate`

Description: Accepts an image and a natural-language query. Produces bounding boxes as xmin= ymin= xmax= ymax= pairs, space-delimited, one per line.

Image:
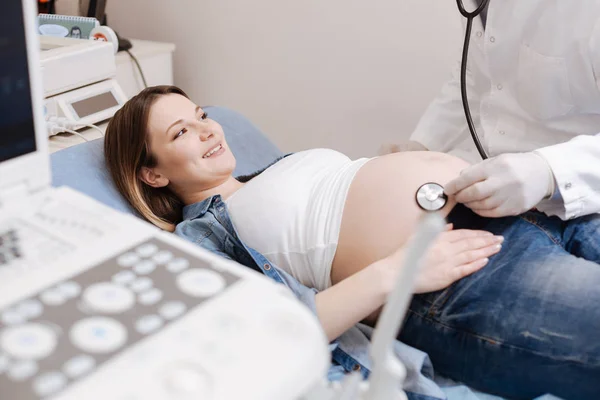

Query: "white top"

xmin=225 ymin=149 xmax=370 ymax=291
xmin=411 ymin=0 xmax=600 ymax=220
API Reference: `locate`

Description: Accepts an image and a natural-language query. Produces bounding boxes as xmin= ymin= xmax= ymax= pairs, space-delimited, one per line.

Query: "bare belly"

xmin=330 ymin=151 xmax=470 ymax=286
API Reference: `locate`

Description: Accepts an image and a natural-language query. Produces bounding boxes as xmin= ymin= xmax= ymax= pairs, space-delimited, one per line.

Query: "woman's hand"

xmin=382 ymin=225 xmax=503 ymax=294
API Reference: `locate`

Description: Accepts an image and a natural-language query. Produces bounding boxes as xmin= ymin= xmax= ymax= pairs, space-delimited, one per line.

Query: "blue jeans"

xmin=399 ymin=205 xmax=600 ymax=400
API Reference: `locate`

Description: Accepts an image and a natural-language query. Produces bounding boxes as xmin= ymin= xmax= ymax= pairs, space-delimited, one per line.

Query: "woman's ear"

xmin=139 ymin=166 xmax=169 ymax=188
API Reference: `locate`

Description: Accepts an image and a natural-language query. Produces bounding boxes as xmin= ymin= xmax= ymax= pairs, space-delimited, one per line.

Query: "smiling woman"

xmin=104 ymin=86 xmax=244 ymax=230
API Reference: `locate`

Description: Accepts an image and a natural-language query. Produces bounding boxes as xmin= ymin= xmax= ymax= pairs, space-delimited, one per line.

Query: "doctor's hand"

xmin=444 ymin=152 xmax=555 ymax=218
xmin=378 ymin=140 xmax=428 ymax=155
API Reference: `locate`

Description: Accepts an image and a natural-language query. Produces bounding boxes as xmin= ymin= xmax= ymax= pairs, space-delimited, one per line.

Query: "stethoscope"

xmin=416 ymin=0 xmax=491 ymax=212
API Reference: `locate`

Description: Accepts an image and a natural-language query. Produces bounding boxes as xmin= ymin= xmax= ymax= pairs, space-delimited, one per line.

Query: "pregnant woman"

xmin=104 ymin=86 xmax=600 ymax=399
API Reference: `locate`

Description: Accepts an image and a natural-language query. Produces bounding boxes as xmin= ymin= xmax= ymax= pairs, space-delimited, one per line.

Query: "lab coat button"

xmin=476 ymin=31 xmax=483 ymax=38
xmin=497 ymin=84 xmax=503 ymax=90
xmin=490 ymin=36 xmax=496 ymax=43
xmin=499 ymin=130 xmax=505 ymax=135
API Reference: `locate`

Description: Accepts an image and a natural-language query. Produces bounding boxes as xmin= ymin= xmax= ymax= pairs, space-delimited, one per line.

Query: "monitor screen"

xmin=0 ymin=2 xmax=37 ymax=163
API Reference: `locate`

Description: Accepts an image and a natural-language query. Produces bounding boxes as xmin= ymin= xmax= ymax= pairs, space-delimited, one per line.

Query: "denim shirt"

xmin=175 ymin=195 xmax=447 ymax=400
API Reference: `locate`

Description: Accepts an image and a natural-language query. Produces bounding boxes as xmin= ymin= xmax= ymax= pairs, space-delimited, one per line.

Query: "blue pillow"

xmin=50 ymin=106 xmax=284 ymax=215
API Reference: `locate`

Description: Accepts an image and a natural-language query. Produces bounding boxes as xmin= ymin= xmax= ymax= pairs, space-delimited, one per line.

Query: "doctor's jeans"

xmin=399 ymin=204 xmax=600 ymax=400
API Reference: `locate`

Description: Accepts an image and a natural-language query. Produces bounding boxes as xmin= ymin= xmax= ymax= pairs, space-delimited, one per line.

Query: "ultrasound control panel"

xmin=0 ymin=237 xmax=240 ymax=399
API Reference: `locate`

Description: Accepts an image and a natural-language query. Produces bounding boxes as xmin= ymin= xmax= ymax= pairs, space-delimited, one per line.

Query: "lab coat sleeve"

xmin=535 ymin=133 xmax=600 ymax=219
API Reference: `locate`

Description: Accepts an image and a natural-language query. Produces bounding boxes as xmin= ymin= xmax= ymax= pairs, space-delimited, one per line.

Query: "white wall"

xmin=101 ymin=0 xmax=461 ymax=158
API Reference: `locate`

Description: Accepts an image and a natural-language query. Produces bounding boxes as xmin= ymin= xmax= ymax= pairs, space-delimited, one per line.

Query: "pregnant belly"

xmin=330 ymin=151 xmax=470 ymax=286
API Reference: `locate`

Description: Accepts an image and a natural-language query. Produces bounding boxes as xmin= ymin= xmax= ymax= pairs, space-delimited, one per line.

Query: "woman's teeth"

xmin=203 ymin=144 xmax=222 ymax=158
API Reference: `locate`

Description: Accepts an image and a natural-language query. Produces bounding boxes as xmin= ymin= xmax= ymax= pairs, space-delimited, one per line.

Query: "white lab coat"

xmin=411 ymin=0 xmax=600 ymax=219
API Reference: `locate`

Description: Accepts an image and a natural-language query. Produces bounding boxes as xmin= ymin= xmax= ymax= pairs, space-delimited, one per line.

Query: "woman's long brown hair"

xmin=104 ymin=86 xmax=189 ymax=232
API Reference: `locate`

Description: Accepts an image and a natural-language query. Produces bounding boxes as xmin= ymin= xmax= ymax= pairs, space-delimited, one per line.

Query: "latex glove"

xmin=378 ymin=140 xmax=428 ymax=155
xmin=444 ymin=152 xmax=555 ymax=218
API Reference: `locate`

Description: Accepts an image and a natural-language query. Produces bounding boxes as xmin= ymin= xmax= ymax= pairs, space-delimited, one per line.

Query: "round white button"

xmin=63 ymin=355 xmax=96 ymax=379
xmin=166 ymin=258 xmax=190 ymax=274
xmin=8 ymin=360 xmax=38 ymax=381
xmin=138 ymin=288 xmax=163 ymax=306
xmin=1 ymin=323 xmax=57 ymax=360
xmin=117 ymin=252 xmax=140 ymax=267
xmin=159 ymin=302 xmax=186 ymax=320
xmin=70 ymin=317 xmax=127 ymax=354
xmin=499 ymin=130 xmax=505 ymax=135
xmin=490 ymin=36 xmax=496 ymax=43
xmin=177 ymin=269 xmax=226 ymax=298
xmin=136 ymin=243 xmax=158 ymax=258
xmin=58 ymin=281 xmax=81 ymax=298
xmin=83 ymin=283 xmax=135 ymax=314
xmin=135 ymin=315 xmax=163 ymax=335
xmin=163 ymin=363 xmax=213 ymax=397
xmin=17 ymin=300 xmax=43 ymax=320
xmin=152 ymin=250 xmax=173 ymax=265
xmin=33 ymin=372 xmax=67 ymax=397
xmin=133 ymin=260 xmax=156 ymax=275
xmin=2 ymin=309 xmax=25 ymax=325
xmin=40 ymin=289 xmax=67 ymax=306
xmin=0 ymin=354 xmax=9 ymax=373
xmin=476 ymin=31 xmax=483 ymax=38
xmin=130 ymin=277 xmax=153 ymax=293
xmin=112 ymin=270 xmax=136 ymax=285
xmin=497 ymin=84 xmax=503 ymax=90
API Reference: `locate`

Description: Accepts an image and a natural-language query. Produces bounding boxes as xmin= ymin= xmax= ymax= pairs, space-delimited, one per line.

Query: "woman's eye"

xmin=200 ymin=112 xmax=208 ymax=120
xmin=175 ymin=128 xmax=187 ymax=139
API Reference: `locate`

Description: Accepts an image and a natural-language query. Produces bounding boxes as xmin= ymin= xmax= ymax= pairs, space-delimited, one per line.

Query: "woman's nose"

xmin=199 ymin=130 xmax=213 ymax=141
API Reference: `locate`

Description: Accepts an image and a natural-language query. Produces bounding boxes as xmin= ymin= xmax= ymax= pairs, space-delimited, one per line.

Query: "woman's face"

xmin=144 ymin=94 xmax=236 ymax=193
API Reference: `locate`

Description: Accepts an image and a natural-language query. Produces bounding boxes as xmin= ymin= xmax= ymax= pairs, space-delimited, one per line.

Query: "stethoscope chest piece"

xmin=416 ymin=183 xmax=448 ymax=211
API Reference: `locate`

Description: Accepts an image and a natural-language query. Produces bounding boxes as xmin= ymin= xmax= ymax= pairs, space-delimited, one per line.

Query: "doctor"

xmin=386 ymin=0 xmax=600 ymax=219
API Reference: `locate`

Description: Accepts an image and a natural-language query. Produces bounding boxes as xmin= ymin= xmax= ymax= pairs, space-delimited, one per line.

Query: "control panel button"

xmin=133 ymin=260 xmax=156 ymax=275
xmin=138 ymin=288 xmax=163 ymax=306
xmin=70 ymin=317 xmax=127 ymax=354
xmin=135 ymin=315 xmax=163 ymax=335
xmin=2 ymin=309 xmax=25 ymax=325
xmin=117 ymin=252 xmax=140 ymax=267
xmin=57 ymin=281 xmax=81 ymax=298
xmin=40 ymin=289 xmax=67 ymax=306
xmin=1 ymin=323 xmax=57 ymax=360
xmin=159 ymin=302 xmax=186 ymax=320
xmin=152 ymin=250 xmax=173 ymax=265
xmin=0 ymin=354 xmax=9 ymax=374
xmin=83 ymin=283 xmax=135 ymax=314
xmin=166 ymin=258 xmax=190 ymax=274
xmin=17 ymin=299 xmax=43 ymax=320
xmin=33 ymin=371 xmax=67 ymax=397
xmin=135 ymin=243 xmax=158 ymax=258
xmin=130 ymin=277 xmax=153 ymax=293
xmin=112 ymin=270 xmax=136 ymax=285
xmin=177 ymin=269 xmax=226 ymax=298
xmin=63 ymin=355 xmax=95 ymax=379
xmin=8 ymin=360 xmax=38 ymax=381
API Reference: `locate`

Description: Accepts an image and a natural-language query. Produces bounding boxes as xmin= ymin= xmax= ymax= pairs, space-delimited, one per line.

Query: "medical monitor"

xmin=0 ymin=2 xmax=36 ymax=162
xmin=0 ymin=0 xmax=51 ymax=196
